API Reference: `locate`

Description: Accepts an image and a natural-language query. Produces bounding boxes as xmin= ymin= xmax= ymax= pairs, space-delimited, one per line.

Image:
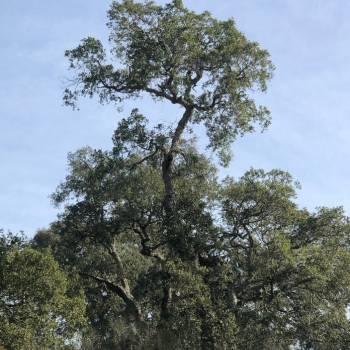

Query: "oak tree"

xmin=0 ymin=232 xmax=86 ymax=350
xmin=33 ymin=0 xmax=350 ymax=349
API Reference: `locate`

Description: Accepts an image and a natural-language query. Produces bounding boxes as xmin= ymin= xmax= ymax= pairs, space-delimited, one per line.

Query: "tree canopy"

xmin=64 ymin=0 xmax=273 ymax=165
xmin=0 ymin=232 xmax=86 ymax=350
xmin=2 ymin=1 xmax=350 ymax=349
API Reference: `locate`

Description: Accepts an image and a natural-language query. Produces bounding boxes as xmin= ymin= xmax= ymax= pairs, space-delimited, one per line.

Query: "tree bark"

xmin=80 ymin=272 xmax=142 ymax=322
xmin=161 ymin=106 xmax=194 ymax=214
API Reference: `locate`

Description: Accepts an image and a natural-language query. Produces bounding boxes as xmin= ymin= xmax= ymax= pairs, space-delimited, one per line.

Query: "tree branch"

xmin=79 ymin=271 xmax=142 ymax=321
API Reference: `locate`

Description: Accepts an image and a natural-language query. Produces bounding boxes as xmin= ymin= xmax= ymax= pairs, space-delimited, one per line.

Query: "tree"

xmin=64 ymin=0 xmax=273 ymax=210
xmin=0 ymin=232 xmax=86 ymax=350
xmin=46 ymin=143 xmax=231 ymax=348
xmin=59 ymin=1 xmax=274 ymax=347
xmin=36 ymin=0 xmax=350 ymax=349
xmin=42 ymin=144 xmax=350 ymax=349
xmin=219 ymin=170 xmax=350 ymax=349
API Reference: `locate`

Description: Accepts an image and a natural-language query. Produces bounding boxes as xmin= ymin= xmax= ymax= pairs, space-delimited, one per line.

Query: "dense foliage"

xmin=0 ymin=232 xmax=86 ymax=350
xmin=2 ymin=1 xmax=350 ymax=349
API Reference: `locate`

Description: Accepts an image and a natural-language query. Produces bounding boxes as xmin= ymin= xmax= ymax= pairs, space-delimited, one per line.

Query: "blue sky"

xmin=1 ymin=0 xmax=350 ymax=236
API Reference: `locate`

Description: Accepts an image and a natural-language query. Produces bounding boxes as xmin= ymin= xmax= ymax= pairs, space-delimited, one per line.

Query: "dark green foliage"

xmin=41 ymin=123 xmax=350 ymax=348
xmin=0 ymin=232 xmax=86 ymax=350
xmin=51 ymin=1 xmax=350 ymax=348
xmin=4 ymin=1 xmax=350 ymax=349
xmin=64 ymin=0 xmax=273 ymax=165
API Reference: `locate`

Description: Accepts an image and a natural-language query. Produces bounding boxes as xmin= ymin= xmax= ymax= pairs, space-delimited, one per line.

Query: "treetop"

xmin=64 ymin=0 xmax=274 ymax=165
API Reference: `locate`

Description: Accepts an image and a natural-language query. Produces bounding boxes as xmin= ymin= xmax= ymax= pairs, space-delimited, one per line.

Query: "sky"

xmin=1 ymin=0 xmax=350 ymax=236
